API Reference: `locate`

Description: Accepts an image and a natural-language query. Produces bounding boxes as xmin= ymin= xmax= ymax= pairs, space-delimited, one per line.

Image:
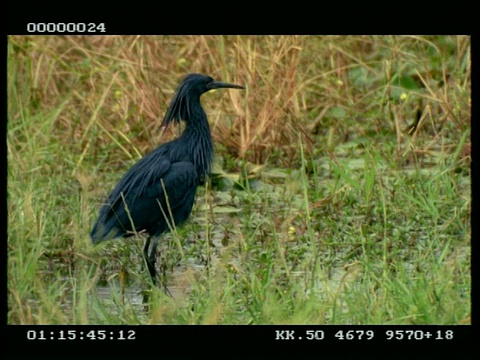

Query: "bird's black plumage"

xmin=90 ymin=73 xmax=244 ymax=285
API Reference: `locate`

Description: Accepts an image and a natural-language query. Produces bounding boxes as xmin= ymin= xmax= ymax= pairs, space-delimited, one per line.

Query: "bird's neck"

xmin=182 ymin=114 xmax=214 ymax=177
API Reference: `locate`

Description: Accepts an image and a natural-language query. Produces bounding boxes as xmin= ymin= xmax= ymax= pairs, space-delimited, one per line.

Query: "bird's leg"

xmin=143 ymin=236 xmax=172 ymax=296
xmin=143 ymin=236 xmax=157 ymax=285
xmin=150 ymin=238 xmax=173 ymax=297
xmin=148 ymin=236 xmax=159 ymax=280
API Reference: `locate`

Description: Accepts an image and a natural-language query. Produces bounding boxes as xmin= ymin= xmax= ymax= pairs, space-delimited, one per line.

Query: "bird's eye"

xmin=205 ymin=79 xmax=214 ymax=89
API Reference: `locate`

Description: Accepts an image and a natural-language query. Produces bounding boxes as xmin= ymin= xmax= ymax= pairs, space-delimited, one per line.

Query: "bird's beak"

xmin=208 ymin=81 xmax=245 ymax=90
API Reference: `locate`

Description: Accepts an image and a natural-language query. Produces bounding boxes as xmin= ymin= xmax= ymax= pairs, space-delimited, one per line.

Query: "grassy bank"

xmin=7 ymin=35 xmax=470 ymax=324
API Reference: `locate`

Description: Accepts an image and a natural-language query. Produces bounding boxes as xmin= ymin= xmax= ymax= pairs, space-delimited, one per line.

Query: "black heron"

xmin=90 ymin=73 xmax=245 ymax=286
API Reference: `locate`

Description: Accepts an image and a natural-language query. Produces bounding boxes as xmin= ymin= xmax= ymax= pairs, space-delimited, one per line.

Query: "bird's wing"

xmin=127 ymin=161 xmax=199 ymax=234
xmin=91 ymin=155 xmax=199 ymax=242
xmin=91 ymin=152 xmax=171 ymax=242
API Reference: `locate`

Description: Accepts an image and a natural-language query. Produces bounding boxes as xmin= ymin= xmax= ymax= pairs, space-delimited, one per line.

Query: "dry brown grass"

xmin=8 ymin=35 xmax=470 ymax=171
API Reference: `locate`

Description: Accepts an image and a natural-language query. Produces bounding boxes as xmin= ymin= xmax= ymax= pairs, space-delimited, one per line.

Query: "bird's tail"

xmin=90 ymin=216 xmax=125 ymax=244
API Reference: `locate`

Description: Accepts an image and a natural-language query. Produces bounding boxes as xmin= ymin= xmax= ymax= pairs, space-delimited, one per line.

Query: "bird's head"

xmin=162 ymin=73 xmax=244 ymax=128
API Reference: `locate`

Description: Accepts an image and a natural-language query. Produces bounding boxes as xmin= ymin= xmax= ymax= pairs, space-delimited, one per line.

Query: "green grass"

xmin=7 ymin=35 xmax=470 ymax=324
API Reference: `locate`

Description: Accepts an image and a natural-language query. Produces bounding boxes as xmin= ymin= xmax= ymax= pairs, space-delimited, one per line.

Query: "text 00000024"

xmin=26 ymin=23 xmax=106 ymax=33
